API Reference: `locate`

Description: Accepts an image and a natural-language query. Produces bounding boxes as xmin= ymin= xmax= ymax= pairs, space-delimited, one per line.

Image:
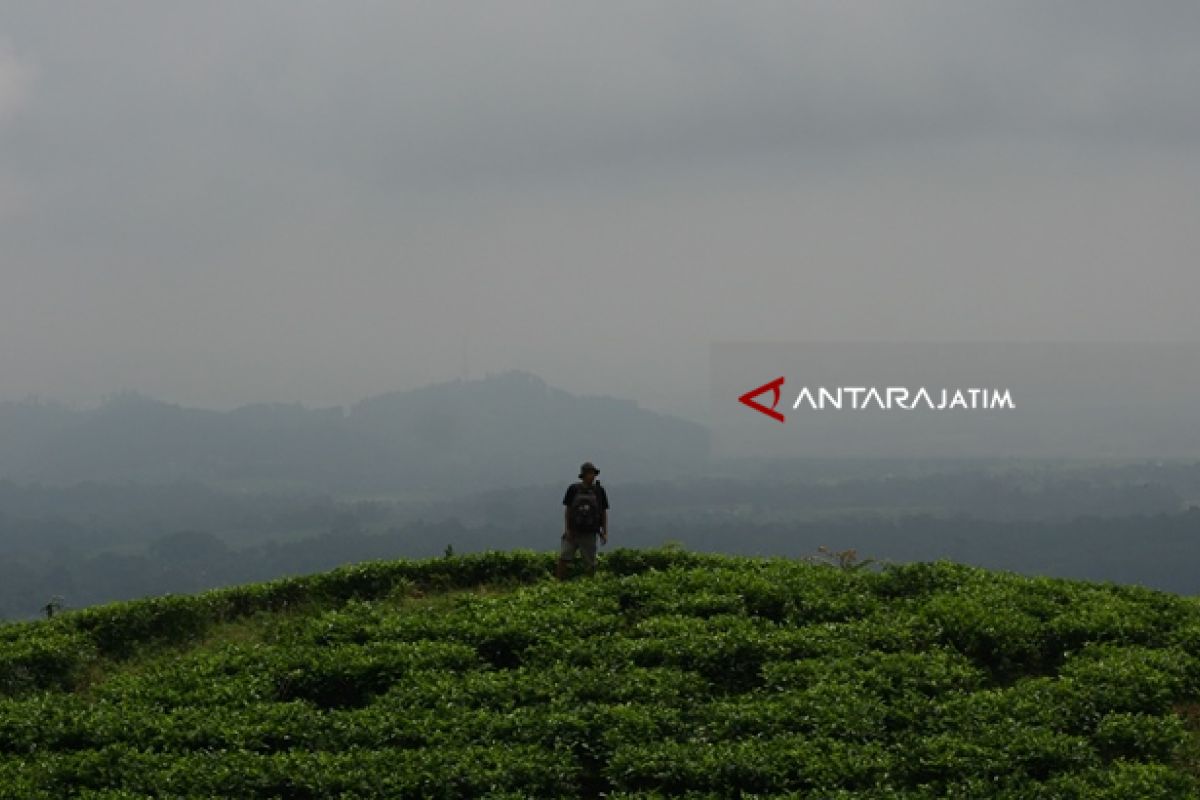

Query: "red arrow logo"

xmin=738 ymin=376 xmax=786 ymax=423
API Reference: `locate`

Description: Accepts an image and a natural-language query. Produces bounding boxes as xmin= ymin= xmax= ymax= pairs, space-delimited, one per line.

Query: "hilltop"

xmin=1 ymin=549 xmax=1199 ymax=798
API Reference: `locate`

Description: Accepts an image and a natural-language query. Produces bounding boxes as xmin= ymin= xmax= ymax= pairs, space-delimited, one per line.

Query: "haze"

xmin=2 ymin=2 xmax=1198 ymax=424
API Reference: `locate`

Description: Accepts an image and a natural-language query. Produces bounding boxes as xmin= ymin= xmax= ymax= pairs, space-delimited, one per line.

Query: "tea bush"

xmin=1 ymin=548 xmax=1198 ymax=797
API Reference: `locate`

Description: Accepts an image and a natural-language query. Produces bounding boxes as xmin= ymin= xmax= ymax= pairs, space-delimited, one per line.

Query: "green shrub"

xmin=1093 ymin=711 xmax=1190 ymax=762
xmin=1043 ymin=759 xmax=1200 ymax=799
xmin=1060 ymin=645 xmax=1199 ymax=716
xmin=0 ymin=630 xmax=96 ymax=695
xmin=4 ymin=550 xmax=1200 ymax=796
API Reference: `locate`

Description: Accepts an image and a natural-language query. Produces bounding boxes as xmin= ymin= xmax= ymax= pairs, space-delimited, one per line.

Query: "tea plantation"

xmin=1 ymin=547 xmax=1199 ymax=798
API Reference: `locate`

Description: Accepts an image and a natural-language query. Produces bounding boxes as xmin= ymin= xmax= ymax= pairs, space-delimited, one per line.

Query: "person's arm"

xmin=600 ymin=488 xmax=609 ymax=543
xmin=562 ymin=485 xmax=574 ymax=535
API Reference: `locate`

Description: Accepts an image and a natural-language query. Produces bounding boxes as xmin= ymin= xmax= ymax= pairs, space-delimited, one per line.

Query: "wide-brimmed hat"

xmin=578 ymin=461 xmax=599 ymax=478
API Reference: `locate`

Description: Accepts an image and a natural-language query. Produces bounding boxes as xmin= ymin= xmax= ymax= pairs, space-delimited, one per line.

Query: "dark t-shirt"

xmin=562 ymin=481 xmax=610 ymax=517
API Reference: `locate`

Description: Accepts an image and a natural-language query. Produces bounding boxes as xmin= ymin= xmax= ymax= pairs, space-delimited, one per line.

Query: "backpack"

xmin=568 ymin=481 xmax=603 ymax=534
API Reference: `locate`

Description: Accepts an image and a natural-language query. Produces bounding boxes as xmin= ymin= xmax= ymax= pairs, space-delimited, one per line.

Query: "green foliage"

xmin=1 ymin=549 xmax=1199 ymax=797
xmin=0 ymin=629 xmax=96 ymax=694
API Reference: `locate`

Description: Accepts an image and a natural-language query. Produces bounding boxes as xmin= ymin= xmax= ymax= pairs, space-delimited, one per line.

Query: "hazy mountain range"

xmin=0 ymin=371 xmax=709 ymax=494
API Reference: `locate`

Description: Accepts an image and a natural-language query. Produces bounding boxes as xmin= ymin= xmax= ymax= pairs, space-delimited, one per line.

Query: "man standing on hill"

xmin=558 ymin=461 xmax=609 ymax=580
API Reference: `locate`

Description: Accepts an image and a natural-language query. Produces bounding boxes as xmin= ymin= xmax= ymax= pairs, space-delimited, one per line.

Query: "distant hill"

xmin=1 ymin=549 xmax=1198 ymax=796
xmin=347 ymin=370 xmax=708 ymax=490
xmin=0 ymin=371 xmax=709 ymax=493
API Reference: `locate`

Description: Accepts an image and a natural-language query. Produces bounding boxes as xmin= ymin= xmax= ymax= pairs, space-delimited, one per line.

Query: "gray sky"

xmin=2 ymin=1 xmax=1198 ymax=423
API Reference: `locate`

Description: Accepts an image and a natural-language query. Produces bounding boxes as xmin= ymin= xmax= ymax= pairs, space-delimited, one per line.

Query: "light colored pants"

xmin=559 ymin=531 xmax=598 ymax=570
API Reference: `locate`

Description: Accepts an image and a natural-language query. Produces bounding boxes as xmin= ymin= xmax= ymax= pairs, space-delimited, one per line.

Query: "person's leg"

xmin=557 ymin=533 xmax=576 ymax=581
xmin=580 ymin=534 xmax=597 ymax=577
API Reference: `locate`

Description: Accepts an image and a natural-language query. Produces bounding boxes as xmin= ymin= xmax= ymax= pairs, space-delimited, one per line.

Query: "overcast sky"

xmin=1 ymin=2 xmax=1197 ymax=423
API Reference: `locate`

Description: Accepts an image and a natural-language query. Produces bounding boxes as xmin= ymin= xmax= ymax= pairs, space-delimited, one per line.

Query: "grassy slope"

xmin=1 ymin=547 xmax=1199 ymax=799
